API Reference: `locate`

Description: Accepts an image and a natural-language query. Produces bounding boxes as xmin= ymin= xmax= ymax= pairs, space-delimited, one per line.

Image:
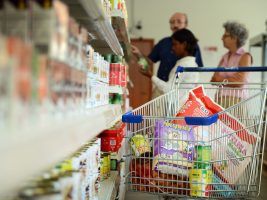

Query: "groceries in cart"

xmin=130 ymin=134 xmax=151 ymax=157
xmin=127 ymin=85 xmax=259 ymax=198
xmin=190 ymin=86 xmax=257 ymax=184
xmin=153 ymin=120 xmax=195 ymax=176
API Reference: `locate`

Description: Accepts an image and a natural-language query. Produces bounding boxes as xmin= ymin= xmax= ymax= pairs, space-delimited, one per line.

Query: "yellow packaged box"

xmin=189 ymin=169 xmax=212 ymax=197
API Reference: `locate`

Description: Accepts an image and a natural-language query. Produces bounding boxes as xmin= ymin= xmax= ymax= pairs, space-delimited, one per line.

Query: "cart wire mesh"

xmin=122 ymin=81 xmax=267 ymax=199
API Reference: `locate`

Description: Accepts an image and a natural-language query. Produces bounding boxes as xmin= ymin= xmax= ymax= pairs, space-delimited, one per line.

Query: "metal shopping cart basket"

xmin=122 ymin=66 xmax=267 ymax=199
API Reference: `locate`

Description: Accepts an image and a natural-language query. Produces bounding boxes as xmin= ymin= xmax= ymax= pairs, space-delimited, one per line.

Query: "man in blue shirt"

xmin=132 ymin=12 xmax=203 ymax=82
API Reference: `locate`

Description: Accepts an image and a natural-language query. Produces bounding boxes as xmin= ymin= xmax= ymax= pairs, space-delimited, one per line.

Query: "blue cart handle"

xmin=176 ymin=66 xmax=267 ymax=73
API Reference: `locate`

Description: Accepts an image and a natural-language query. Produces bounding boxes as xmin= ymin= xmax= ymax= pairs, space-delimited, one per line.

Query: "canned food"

xmin=103 ymin=153 xmax=109 ymax=178
xmin=107 ymin=154 xmax=111 ymax=177
xmin=100 ymin=154 xmax=106 ymax=181
xmin=189 ymin=169 xmax=212 ymax=197
xmin=110 ymin=159 xmax=117 ymax=171
xmin=194 ymin=145 xmax=212 ymax=168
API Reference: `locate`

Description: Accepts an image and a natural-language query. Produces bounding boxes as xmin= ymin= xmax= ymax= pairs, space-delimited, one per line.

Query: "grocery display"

xmin=0 ymin=0 xmax=129 ymax=199
xmin=15 ymin=138 xmax=101 ymax=200
xmin=1 ymin=1 xmax=267 ymax=200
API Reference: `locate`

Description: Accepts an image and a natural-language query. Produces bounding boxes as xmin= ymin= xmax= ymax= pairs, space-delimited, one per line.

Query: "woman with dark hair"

xmin=151 ymin=28 xmax=199 ymax=94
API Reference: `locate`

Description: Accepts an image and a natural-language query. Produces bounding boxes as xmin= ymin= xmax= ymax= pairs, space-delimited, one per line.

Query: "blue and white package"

xmin=212 ymin=174 xmax=235 ymax=197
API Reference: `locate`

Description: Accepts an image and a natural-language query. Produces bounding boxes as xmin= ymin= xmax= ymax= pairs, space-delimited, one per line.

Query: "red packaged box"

xmin=109 ymin=63 xmax=121 ymax=86
xmin=120 ymin=65 xmax=127 ymax=87
xmin=101 ymin=136 xmax=122 ymax=152
xmin=99 ymin=122 xmax=125 ymax=152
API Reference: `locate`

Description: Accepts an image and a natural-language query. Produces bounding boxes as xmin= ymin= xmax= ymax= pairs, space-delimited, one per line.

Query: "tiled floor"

xmin=125 ymin=173 xmax=267 ymax=200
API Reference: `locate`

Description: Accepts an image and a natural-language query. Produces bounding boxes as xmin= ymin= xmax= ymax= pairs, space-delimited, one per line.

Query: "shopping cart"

xmin=122 ymin=66 xmax=267 ymax=199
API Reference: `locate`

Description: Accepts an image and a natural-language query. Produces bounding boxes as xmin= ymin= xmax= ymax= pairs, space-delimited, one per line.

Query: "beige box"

xmin=31 ymin=0 xmax=69 ymax=62
xmin=4 ymin=1 xmax=30 ymax=40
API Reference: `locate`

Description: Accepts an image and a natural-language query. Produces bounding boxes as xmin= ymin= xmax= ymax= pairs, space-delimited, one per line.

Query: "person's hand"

xmin=210 ymin=73 xmax=218 ymax=85
xmin=131 ymin=45 xmax=142 ymax=58
xmin=210 ymin=75 xmax=216 ymax=83
xmin=210 ymin=72 xmax=221 ymax=82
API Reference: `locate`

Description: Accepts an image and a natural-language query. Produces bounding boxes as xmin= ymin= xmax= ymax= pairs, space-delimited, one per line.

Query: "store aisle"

xmin=125 ymin=174 xmax=267 ymax=200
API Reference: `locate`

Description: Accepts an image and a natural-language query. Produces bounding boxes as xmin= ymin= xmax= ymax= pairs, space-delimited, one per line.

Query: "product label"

xmin=189 ymin=169 xmax=212 ymax=197
xmin=130 ymin=134 xmax=151 ymax=157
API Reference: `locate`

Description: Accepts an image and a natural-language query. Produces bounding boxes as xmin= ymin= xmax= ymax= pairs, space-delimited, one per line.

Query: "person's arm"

xmin=210 ymin=53 xmax=252 ymax=87
xmin=239 ymin=53 xmax=252 ymax=66
xmin=223 ymin=53 xmax=252 ymax=87
xmin=210 ymin=58 xmax=224 ymax=82
xmin=151 ymin=67 xmax=176 ymax=93
xmin=151 ymin=76 xmax=170 ymax=93
xmin=131 ymin=45 xmax=154 ymax=65
xmin=131 ymin=45 xmax=154 ymax=77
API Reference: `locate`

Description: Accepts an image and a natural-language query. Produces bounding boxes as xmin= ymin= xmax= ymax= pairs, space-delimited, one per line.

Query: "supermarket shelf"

xmin=0 ymin=104 xmax=122 ymax=196
xmin=110 ymin=138 xmax=126 ymax=160
xmin=109 ymin=85 xmax=124 ymax=94
xmin=118 ymin=179 xmax=126 ymax=200
xmin=62 ymin=0 xmax=123 ymax=56
xmin=99 ymin=171 xmax=120 ymax=200
xmin=249 ymin=33 xmax=267 ymax=47
xmin=112 ymin=9 xmax=131 ymax=59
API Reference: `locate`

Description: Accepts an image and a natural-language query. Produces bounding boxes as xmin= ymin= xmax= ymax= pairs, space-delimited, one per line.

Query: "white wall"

xmin=126 ymin=0 xmax=267 ymax=82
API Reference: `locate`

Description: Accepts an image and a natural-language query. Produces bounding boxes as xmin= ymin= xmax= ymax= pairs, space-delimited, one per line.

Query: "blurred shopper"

xmin=210 ymin=21 xmax=252 ymax=112
xmin=144 ymin=29 xmax=199 ymax=95
xmin=132 ymin=12 xmax=203 ymax=97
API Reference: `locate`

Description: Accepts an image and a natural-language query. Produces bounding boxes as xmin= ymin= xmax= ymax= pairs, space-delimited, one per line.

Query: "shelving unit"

xmin=112 ymin=9 xmax=131 ymax=59
xmin=250 ymin=33 xmax=267 ymax=47
xmin=249 ymin=34 xmax=267 ymax=81
xmin=0 ymin=105 xmax=121 ymax=196
xmin=99 ymin=171 xmax=120 ymax=200
xmin=109 ymin=85 xmax=124 ymax=94
xmin=0 ymin=0 xmax=131 ymax=199
xmin=62 ymin=0 xmax=124 ymax=56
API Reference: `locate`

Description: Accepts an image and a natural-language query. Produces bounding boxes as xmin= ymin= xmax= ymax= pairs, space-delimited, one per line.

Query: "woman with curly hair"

xmin=210 ymin=21 xmax=252 ymax=111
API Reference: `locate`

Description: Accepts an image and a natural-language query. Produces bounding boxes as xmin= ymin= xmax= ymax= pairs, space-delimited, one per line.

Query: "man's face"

xmin=169 ymin=13 xmax=187 ymax=32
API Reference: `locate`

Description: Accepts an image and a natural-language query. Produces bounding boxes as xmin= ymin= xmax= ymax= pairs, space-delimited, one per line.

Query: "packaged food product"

xmin=130 ymin=134 xmax=151 ymax=157
xmin=138 ymin=57 xmax=148 ymax=71
xmin=190 ymin=85 xmax=257 ymax=184
xmin=153 ymin=120 xmax=195 ymax=176
xmin=99 ymin=122 xmax=125 ymax=152
xmin=110 ymin=159 xmax=117 ymax=171
xmin=109 ymin=63 xmax=121 ymax=86
xmin=130 ymin=158 xmax=189 ymax=195
xmin=192 ymin=85 xmax=256 ymax=144
xmin=194 ymin=145 xmax=212 ymax=169
xmin=174 ymin=91 xmax=213 ymax=122
xmin=212 ymin=173 xmax=235 ymax=197
xmin=189 ymin=168 xmax=212 ymax=197
xmin=4 ymin=0 xmax=30 ymax=39
xmin=100 ymin=153 xmax=110 ymax=181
